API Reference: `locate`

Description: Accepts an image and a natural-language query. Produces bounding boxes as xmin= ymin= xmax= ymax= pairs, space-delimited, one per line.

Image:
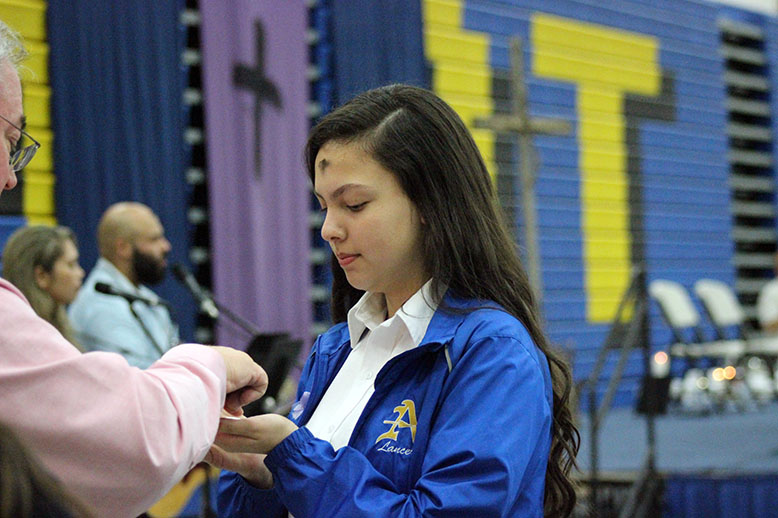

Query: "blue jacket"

xmin=218 ymin=296 xmax=553 ymax=517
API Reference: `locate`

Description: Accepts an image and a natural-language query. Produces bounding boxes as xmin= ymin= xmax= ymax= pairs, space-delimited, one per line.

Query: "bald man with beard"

xmin=69 ymin=202 xmax=180 ymax=368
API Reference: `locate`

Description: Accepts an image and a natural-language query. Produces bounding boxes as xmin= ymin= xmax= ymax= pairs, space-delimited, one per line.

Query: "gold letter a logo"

xmin=375 ymin=400 xmax=417 ymax=444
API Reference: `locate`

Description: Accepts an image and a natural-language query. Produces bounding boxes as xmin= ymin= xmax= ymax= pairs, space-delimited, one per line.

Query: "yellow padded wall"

xmin=532 ymin=13 xmax=660 ymax=322
xmin=0 ymin=0 xmax=54 ymax=225
xmin=422 ymin=0 xmax=496 ymax=177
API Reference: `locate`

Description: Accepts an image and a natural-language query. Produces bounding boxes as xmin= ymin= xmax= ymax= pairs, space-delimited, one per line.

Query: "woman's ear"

xmin=34 ymin=265 xmax=51 ymax=291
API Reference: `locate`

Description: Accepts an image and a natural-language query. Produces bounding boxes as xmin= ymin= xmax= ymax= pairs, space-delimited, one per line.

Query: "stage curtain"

xmin=664 ymin=474 xmax=778 ymax=518
xmin=46 ymin=0 xmax=198 ymax=340
xmin=330 ymin=0 xmax=428 ymax=104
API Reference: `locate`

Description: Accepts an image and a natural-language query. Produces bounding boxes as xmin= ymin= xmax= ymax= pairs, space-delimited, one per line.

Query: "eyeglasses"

xmin=0 ymin=113 xmax=40 ymax=172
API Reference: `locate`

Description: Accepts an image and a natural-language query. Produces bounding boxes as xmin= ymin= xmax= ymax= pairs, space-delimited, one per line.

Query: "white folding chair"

xmin=649 ymin=279 xmax=745 ymax=364
xmin=693 ymin=279 xmax=745 ymax=337
xmin=650 ymin=279 xmax=750 ymax=410
xmin=694 ymin=279 xmax=778 ymax=401
xmin=694 ymin=278 xmax=778 ymax=356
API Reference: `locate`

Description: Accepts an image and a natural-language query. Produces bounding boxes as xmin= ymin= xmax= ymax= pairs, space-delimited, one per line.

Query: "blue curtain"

xmin=47 ymin=1 xmax=197 ymax=340
xmin=664 ymin=474 xmax=778 ymax=518
xmin=331 ymin=0 xmax=428 ymax=105
xmin=307 ymin=0 xmax=426 ymax=327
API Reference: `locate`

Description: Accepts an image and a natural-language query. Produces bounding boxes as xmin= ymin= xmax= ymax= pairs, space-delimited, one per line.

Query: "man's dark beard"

xmin=132 ymin=248 xmax=166 ymax=286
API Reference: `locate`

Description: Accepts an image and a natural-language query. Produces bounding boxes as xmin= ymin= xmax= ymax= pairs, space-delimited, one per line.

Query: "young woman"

xmin=211 ymin=84 xmax=579 ymax=517
xmin=2 ymin=225 xmax=85 ymax=349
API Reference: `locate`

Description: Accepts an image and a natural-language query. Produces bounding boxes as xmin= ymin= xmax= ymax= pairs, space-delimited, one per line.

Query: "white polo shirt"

xmin=305 ymin=280 xmax=438 ymax=450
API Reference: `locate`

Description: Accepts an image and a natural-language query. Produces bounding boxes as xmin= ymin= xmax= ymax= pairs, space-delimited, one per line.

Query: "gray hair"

xmin=0 ymin=19 xmax=27 ymax=69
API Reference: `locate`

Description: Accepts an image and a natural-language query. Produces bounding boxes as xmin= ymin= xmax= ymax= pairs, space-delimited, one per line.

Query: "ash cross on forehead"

xmin=233 ymin=20 xmax=282 ymax=178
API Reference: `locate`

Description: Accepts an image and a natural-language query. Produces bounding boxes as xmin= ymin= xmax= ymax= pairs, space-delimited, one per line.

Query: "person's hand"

xmin=215 ymin=414 xmax=298 ymax=455
xmin=204 ymin=413 xmax=296 ymax=490
xmin=204 ymin=445 xmax=273 ymax=489
xmin=211 ymin=346 xmax=268 ymax=415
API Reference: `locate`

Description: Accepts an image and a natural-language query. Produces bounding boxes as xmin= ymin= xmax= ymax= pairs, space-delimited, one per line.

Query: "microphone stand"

xmin=175 ymin=272 xmax=303 ymax=414
xmin=202 ymin=292 xmax=304 ymax=418
xmin=209 ymin=297 xmax=262 ymax=338
xmin=96 ymin=284 xmax=168 ymax=356
xmin=172 ymin=264 xmax=261 ymax=337
xmin=127 ymin=304 xmax=167 ymax=357
xmin=181 ymin=288 xmax=263 ymax=518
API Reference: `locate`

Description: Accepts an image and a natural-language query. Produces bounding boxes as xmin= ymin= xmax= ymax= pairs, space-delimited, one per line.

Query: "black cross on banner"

xmin=233 ymin=20 xmax=282 ymax=178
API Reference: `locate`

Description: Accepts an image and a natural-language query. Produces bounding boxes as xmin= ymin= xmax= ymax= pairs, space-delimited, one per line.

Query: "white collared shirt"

xmin=305 ymin=279 xmax=439 ymax=450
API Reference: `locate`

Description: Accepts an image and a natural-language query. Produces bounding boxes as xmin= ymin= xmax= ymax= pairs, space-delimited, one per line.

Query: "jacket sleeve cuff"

xmin=217 ymin=469 xmax=284 ymax=518
xmin=265 ymin=426 xmax=315 ymax=471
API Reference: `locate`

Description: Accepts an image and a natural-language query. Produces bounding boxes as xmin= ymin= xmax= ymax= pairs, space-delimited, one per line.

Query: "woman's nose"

xmin=320 ymin=211 xmax=344 ymax=242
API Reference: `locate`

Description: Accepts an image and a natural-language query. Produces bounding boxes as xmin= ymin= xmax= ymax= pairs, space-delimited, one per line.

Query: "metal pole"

xmin=589 ymin=386 xmax=599 ymax=517
xmin=510 ymin=37 xmax=544 ymax=308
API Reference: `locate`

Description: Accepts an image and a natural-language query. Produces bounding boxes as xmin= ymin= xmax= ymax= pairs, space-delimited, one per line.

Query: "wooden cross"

xmin=474 ymin=37 xmax=571 ymax=308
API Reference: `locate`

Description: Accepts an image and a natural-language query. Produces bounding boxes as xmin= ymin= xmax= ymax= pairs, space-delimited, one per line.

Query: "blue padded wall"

xmin=421 ymin=0 xmax=771 ymax=406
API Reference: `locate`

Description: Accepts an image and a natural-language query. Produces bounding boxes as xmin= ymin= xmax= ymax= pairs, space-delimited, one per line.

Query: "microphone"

xmin=94 ymin=282 xmax=169 ymax=308
xmin=172 ymin=263 xmax=220 ymax=319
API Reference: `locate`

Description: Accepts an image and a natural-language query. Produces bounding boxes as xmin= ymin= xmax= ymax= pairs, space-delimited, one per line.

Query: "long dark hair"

xmin=306 ymin=84 xmax=579 ymax=517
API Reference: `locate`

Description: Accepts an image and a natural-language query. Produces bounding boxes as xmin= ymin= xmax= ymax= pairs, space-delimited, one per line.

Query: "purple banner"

xmin=201 ymin=2 xmax=310 ymax=350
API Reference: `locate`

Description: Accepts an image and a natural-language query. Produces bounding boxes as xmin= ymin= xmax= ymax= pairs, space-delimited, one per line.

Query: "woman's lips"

xmin=337 ymin=254 xmax=358 ymax=267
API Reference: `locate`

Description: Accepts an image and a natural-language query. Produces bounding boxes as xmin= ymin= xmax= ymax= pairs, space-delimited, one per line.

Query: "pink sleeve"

xmin=0 ymin=278 xmax=227 ymax=517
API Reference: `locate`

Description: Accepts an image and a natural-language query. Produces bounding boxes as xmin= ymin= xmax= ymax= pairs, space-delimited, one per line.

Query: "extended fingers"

xmin=217 ymin=415 xmax=258 ymax=437
xmin=215 ymin=414 xmax=298 ymax=454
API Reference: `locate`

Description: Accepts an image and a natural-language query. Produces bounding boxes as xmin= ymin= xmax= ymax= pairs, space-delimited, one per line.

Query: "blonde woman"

xmin=2 ymin=225 xmax=85 ymax=349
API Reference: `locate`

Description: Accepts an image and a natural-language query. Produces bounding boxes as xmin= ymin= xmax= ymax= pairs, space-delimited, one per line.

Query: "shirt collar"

xmin=346 ymin=279 xmax=439 ymax=349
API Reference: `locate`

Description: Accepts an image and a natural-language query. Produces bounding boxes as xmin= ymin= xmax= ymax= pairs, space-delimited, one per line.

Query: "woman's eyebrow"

xmin=314 ymin=183 xmax=372 ymax=201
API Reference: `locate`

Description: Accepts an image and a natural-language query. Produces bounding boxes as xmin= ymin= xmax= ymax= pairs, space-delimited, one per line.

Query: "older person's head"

xmin=97 ymin=202 xmax=171 ymax=286
xmin=0 ymin=20 xmax=31 ymax=196
xmin=2 ymin=226 xmax=84 ymax=348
